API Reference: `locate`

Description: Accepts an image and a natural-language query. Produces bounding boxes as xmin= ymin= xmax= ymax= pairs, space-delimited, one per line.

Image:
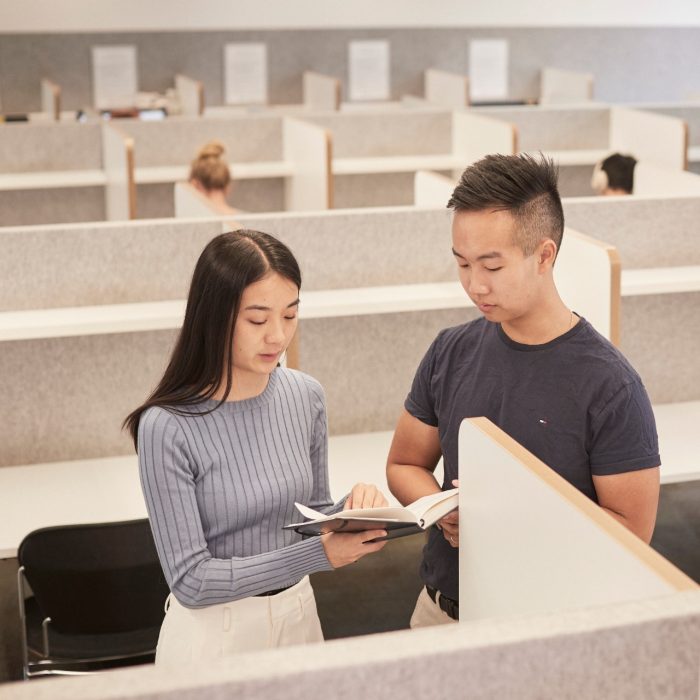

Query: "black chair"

xmin=17 ymin=518 xmax=170 ymax=678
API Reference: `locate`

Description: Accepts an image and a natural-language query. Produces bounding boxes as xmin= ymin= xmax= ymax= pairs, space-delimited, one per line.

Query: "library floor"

xmin=0 ymin=482 xmax=698 ymax=684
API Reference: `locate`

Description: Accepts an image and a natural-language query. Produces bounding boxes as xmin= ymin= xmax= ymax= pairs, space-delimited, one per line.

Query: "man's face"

xmin=451 ymin=208 xmax=543 ymax=325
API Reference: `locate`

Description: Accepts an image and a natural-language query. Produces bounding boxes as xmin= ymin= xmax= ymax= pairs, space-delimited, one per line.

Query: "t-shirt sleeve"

xmin=404 ymin=332 xmax=443 ymax=427
xmin=589 ymin=379 xmax=660 ymax=476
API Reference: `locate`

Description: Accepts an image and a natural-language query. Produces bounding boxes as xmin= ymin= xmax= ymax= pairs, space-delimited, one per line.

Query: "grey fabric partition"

xmin=474 ymin=106 xmax=610 ymax=151
xmin=2 ymin=27 xmax=700 ymax=113
xmin=1 ymin=590 xmax=699 ymax=700
xmin=0 ymin=122 xmax=105 ymax=224
xmin=563 ymin=195 xmax=700 ymax=405
xmin=0 ymin=209 xmax=462 ymax=464
xmin=563 ymin=196 xmax=700 ymax=269
xmin=0 ymin=122 xmax=102 ymax=172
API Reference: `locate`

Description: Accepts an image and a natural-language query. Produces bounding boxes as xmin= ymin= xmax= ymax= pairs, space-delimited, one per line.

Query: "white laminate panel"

xmin=622 ymin=266 xmax=700 ymax=296
xmin=655 ymin=400 xmax=700 ymax=483
xmin=0 ymin=170 xmax=107 ymax=190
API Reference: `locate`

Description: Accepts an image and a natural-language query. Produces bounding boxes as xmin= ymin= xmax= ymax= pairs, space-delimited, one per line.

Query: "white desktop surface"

xmin=0 ymin=432 xmax=399 ymax=560
xmin=0 ymin=170 xmax=107 ymax=191
xmin=0 ymin=455 xmax=144 ymax=560
xmin=0 ymin=398 xmax=694 ymax=560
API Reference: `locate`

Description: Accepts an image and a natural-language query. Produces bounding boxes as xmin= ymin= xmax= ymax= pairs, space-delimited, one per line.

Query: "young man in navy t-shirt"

xmin=386 ymin=154 xmax=660 ymax=627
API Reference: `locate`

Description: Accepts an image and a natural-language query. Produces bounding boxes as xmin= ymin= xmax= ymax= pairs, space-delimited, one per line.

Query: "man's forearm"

xmin=387 ymin=463 xmax=442 ymax=506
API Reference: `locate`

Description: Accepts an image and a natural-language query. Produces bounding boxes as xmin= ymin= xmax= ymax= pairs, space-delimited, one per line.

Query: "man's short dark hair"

xmin=601 ymin=153 xmax=637 ymax=194
xmin=447 ymin=153 xmax=565 ymax=257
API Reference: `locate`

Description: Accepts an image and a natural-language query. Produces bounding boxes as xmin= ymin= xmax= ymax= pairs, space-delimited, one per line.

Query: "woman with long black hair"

xmin=125 ymin=229 xmax=388 ymax=665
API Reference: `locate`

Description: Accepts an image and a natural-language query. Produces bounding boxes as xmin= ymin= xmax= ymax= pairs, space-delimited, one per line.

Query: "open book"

xmin=283 ymin=488 xmax=459 ymax=541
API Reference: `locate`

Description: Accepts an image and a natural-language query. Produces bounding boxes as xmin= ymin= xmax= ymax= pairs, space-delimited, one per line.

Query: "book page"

xmin=408 ymin=488 xmax=459 ymax=526
xmin=292 ymin=502 xmax=416 ymax=524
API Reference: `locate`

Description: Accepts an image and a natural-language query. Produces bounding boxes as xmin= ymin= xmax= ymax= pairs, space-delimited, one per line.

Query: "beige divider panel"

xmin=40 ymin=78 xmax=60 ymax=120
xmin=413 ymin=170 xmax=454 ymax=207
xmin=282 ymin=117 xmax=332 ymax=210
xmin=175 ymin=74 xmax=204 ymax=116
xmin=452 ymin=110 xmax=517 ymax=168
xmin=540 ymin=67 xmax=593 ymax=104
xmin=302 ymin=71 xmax=340 ymax=111
xmin=610 ymin=107 xmax=688 ymax=170
xmin=633 ymin=162 xmax=700 ymax=196
xmin=458 ymin=417 xmax=696 ymax=622
xmin=555 ymin=228 xmax=620 ymax=345
xmin=424 ymin=69 xmax=470 ymax=108
xmin=101 ymin=122 xmax=135 ymax=220
xmin=174 ymin=181 xmax=219 ymax=217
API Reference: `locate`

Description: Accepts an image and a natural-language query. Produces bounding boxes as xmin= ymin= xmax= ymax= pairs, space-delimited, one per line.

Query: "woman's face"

xmin=231 ymin=272 xmax=299 ymax=381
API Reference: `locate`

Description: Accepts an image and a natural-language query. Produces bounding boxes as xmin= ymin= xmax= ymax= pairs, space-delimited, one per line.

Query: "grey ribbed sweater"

xmin=138 ymin=368 xmax=342 ymax=608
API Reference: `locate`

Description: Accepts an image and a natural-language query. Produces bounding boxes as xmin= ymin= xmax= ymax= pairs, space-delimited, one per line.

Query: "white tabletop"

xmin=0 ymin=455 xmax=145 ymax=559
xmin=0 ymin=282 xmax=472 ymax=342
xmin=0 ymin=169 xmax=106 ymax=191
xmin=0 ymin=432 xmax=401 ymax=560
xmin=0 ymin=399 xmax=694 ymax=559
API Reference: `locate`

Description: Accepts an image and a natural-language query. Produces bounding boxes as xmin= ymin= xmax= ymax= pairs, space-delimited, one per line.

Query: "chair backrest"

xmin=18 ymin=519 xmax=169 ymax=635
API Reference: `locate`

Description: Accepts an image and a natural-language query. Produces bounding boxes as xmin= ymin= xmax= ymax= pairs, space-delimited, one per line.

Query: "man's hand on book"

xmin=321 ymin=530 xmax=387 ymax=568
xmin=439 ymin=479 xmax=460 ymax=548
xmin=344 ymin=482 xmax=389 ymax=510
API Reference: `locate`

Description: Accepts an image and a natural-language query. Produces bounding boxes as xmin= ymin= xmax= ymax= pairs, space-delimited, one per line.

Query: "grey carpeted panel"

xmin=0 ymin=219 xmax=223 ymax=311
xmin=3 ymin=28 xmax=700 ymax=113
xmin=620 ymin=293 xmax=700 ymax=404
xmin=0 ymin=187 xmax=105 ymax=226
xmin=333 ymin=173 xmax=415 ymax=209
xmin=0 ymin=330 xmax=177 ymax=466
xmin=563 ymin=196 xmax=700 ymax=269
xmin=475 ymin=106 xmax=610 ymax=151
xmin=298 ymin=307 xmax=480 ymax=435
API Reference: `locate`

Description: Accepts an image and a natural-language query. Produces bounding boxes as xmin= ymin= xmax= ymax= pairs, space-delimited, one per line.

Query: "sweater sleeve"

xmin=138 ymin=407 xmax=334 ymax=608
xmin=306 ymin=381 xmax=347 ymax=516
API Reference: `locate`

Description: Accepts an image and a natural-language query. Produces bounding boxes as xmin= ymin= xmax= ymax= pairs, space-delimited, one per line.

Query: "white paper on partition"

xmin=224 ymin=43 xmax=267 ymax=105
xmin=468 ymin=39 xmax=509 ymax=101
xmin=348 ymin=40 xmax=390 ymax=101
xmin=91 ymin=45 xmax=138 ymax=110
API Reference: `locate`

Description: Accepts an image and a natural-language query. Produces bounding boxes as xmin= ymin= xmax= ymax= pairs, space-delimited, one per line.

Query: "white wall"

xmin=2 ymin=0 xmax=700 ymax=32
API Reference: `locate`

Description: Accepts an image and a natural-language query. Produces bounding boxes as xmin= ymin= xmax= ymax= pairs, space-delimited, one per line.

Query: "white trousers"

xmin=409 ymin=586 xmax=457 ymax=628
xmin=155 ymin=576 xmax=324 ymax=667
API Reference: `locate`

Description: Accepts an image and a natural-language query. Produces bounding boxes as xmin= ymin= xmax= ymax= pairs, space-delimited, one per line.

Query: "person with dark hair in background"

xmin=591 ymin=152 xmax=637 ymax=195
xmin=189 ymin=140 xmax=239 ymax=214
xmin=125 ymin=229 xmax=388 ymax=666
xmin=387 ymin=154 xmax=660 ymax=628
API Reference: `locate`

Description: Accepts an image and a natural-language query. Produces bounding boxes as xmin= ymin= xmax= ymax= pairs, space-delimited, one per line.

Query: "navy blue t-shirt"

xmin=404 ymin=316 xmax=660 ymax=601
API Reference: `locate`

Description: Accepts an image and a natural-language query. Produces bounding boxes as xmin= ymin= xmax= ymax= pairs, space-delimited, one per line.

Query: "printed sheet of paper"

xmin=348 ymin=40 xmax=390 ymax=101
xmin=469 ymin=39 xmax=509 ymax=101
xmin=224 ymin=43 xmax=268 ymax=105
xmin=91 ymin=45 xmax=138 ymax=110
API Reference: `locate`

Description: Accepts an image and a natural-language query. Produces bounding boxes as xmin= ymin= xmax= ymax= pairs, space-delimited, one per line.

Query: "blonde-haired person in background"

xmin=189 ymin=140 xmax=238 ymax=215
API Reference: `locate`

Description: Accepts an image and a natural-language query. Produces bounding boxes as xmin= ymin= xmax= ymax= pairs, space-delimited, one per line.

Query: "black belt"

xmin=255 ymin=583 xmax=295 ymax=597
xmin=426 ymin=585 xmax=459 ymax=620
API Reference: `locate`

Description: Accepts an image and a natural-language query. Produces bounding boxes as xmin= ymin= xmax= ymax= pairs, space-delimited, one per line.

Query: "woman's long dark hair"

xmin=124 ymin=229 xmax=302 ymax=449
